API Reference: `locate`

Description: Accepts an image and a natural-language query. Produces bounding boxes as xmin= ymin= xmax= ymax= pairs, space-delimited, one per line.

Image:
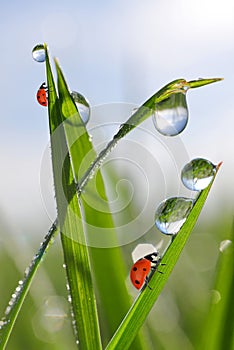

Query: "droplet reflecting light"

xmin=153 ymin=92 xmax=188 ymax=136
xmin=155 ymin=197 xmax=194 ymax=235
xmin=181 ymin=158 xmax=216 ymax=191
xmin=32 ymin=44 xmax=46 ymax=63
xmin=71 ymin=91 xmax=90 ymax=125
xmin=219 ymin=239 xmax=232 ymax=253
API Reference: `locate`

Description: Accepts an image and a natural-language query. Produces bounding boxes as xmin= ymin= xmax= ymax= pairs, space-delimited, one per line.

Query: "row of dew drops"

xmin=155 ymin=158 xmax=219 ymax=235
xmin=32 ymin=44 xmax=189 ymax=137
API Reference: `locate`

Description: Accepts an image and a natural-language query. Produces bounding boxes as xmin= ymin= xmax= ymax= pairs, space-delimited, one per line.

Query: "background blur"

xmin=0 ymin=0 xmax=233 ymax=349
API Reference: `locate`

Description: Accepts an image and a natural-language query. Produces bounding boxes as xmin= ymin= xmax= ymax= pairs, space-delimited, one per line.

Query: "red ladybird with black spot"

xmin=130 ymin=252 xmax=161 ymax=290
xmin=36 ymin=82 xmax=48 ymax=107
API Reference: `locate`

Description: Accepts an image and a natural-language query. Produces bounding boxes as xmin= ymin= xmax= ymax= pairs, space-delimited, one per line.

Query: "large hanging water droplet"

xmin=153 ymin=92 xmax=188 ymax=136
xmin=32 ymin=44 xmax=46 ymax=63
xmin=71 ymin=91 xmax=90 ymax=125
xmin=155 ymin=197 xmax=194 ymax=235
xmin=181 ymin=158 xmax=216 ymax=191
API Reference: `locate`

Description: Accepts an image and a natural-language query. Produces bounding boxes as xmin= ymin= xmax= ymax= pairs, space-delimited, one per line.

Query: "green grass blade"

xmin=105 ymin=167 xmax=221 ymax=350
xmin=45 ymin=46 xmax=102 ymax=350
xmin=54 ymin=60 xmax=145 ymax=349
xmin=187 ymin=77 xmax=223 ymax=89
xmin=78 ymin=78 xmax=222 ymax=193
xmin=197 ymin=220 xmax=234 ymax=350
xmin=0 ymin=222 xmax=58 ymax=349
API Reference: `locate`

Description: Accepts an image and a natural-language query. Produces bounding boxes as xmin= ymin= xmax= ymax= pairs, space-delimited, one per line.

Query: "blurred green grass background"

xmin=0 ymin=209 xmax=231 ymax=349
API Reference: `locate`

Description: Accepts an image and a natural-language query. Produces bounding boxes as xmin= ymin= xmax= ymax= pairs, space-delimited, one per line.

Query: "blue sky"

xmin=0 ymin=0 xmax=233 ymax=238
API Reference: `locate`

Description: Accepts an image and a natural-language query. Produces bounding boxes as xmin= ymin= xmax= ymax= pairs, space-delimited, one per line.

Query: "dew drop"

xmin=219 ymin=239 xmax=232 ymax=253
xmin=32 ymin=44 xmax=46 ymax=63
xmin=5 ymin=306 xmax=11 ymax=315
xmin=181 ymin=158 xmax=216 ymax=191
xmin=71 ymin=91 xmax=90 ymax=125
xmin=153 ymin=92 xmax=188 ymax=136
xmin=0 ymin=320 xmax=5 ymax=328
xmin=155 ymin=197 xmax=194 ymax=235
xmin=211 ymin=289 xmax=221 ymax=304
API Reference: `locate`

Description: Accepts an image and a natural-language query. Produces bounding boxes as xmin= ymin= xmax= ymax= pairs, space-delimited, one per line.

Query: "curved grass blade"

xmin=197 ymin=219 xmax=234 ymax=350
xmin=45 ymin=45 xmax=102 ymax=349
xmin=54 ymin=60 xmax=145 ymax=349
xmin=0 ymin=221 xmax=58 ymax=349
xmin=105 ymin=166 xmax=221 ymax=350
xmin=77 ymin=78 xmax=222 ymax=193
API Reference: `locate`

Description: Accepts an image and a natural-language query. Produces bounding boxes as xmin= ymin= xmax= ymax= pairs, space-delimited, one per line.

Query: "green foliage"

xmin=198 ymin=220 xmax=234 ymax=350
xmin=0 ymin=44 xmax=226 ymax=350
xmin=106 ymin=172 xmax=220 ymax=350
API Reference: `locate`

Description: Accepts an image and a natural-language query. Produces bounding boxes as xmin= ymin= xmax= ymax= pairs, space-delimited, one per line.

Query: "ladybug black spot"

xmin=143 ymin=268 xmax=147 ymax=271
xmin=133 ymin=267 xmax=137 ymax=271
xmin=135 ymin=280 xmax=140 ymax=285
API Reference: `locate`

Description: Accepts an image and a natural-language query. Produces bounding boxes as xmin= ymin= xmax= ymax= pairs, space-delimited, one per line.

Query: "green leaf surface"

xmin=45 ymin=46 xmax=102 ymax=350
xmin=54 ymin=59 xmax=145 ymax=349
xmin=0 ymin=222 xmax=58 ymax=350
xmin=106 ymin=167 xmax=221 ymax=350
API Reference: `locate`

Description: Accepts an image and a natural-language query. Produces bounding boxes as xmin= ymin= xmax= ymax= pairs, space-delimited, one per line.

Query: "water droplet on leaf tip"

xmin=32 ymin=44 xmax=46 ymax=63
xmin=71 ymin=91 xmax=90 ymax=125
xmin=155 ymin=197 xmax=194 ymax=235
xmin=181 ymin=158 xmax=216 ymax=191
xmin=153 ymin=92 xmax=188 ymax=136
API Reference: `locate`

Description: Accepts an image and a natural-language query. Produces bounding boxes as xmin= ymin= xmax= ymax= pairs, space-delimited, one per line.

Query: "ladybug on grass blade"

xmin=36 ymin=82 xmax=48 ymax=107
xmin=130 ymin=252 xmax=163 ymax=290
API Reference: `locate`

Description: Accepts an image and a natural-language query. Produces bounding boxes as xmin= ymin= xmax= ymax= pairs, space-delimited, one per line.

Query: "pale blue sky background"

xmin=0 ymin=0 xmax=233 ymax=240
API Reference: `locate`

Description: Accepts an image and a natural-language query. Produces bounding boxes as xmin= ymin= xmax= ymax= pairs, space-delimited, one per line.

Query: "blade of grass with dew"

xmin=197 ymin=220 xmax=234 ymax=350
xmin=105 ymin=166 xmax=221 ymax=350
xmin=77 ymin=78 xmax=222 ymax=193
xmin=0 ymin=221 xmax=58 ymax=349
xmin=54 ymin=59 xmax=145 ymax=349
xmin=54 ymin=67 xmax=221 ymax=346
xmin=45 ymin=45 xmax=102 ymax=350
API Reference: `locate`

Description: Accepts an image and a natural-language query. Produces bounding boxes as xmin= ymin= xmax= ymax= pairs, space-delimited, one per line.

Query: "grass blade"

xmin=45 ymin=45 xmax=102 ymax=349
xmin=105 ymin=167 xmax=221 ymax=350
xmin=77 ymin=78 xmax=222 ymax=193
xmin=0 ymin=222 xmax=58 ymax=349
xmin=54 ymin=59 xmax=145 ymax=349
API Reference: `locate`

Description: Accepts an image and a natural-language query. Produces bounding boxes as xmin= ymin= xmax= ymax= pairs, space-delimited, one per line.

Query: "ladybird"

xmin=36 ymin=82 xmax=48 ymax=106
xmin=130 ymin=252 xmax=161 ymax=290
